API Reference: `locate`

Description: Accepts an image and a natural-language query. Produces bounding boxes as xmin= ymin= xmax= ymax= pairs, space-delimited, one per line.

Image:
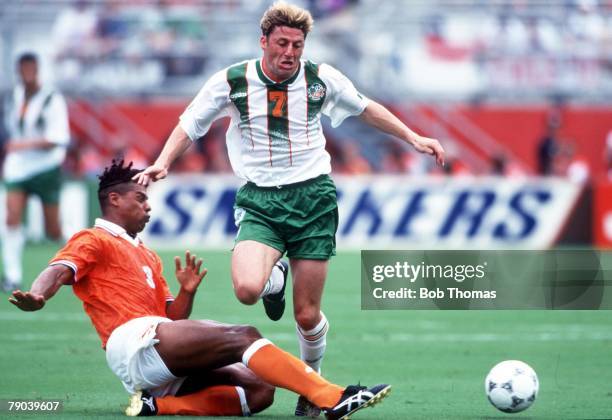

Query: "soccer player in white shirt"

xmin=1 ymin=52 xmax=70 ymax=292
xmin=135 ymin=2 xmax=444 ymax=416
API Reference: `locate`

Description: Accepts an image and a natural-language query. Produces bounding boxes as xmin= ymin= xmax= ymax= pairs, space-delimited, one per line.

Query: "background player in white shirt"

xmin=1 ymin=52 xmax=70 ymax=292
xmin=135 ymin=2 xmax=444 ymax=416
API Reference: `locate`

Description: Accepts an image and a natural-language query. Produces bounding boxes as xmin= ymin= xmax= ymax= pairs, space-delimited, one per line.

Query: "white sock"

xmin=2 ymin=226 xmax=24 ymax=285
xmin=242 ymin=338 xmax=273 ymax=366
xmin=296 ymin=312 xmax=328 ymax=374
xmin=259 ymin=262 xmax=285 ymax=298
xmin=234 ymin=386 xmax=251 ymax=417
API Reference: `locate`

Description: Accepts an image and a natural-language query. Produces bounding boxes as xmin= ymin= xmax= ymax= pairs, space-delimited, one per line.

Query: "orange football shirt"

xmin=50 ymin=219 xmax=174 ymax=348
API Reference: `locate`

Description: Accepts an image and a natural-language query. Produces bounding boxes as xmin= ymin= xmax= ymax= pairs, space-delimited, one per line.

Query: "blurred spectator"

xmin=424 ymin=14 xmax=476 ymax=61
xmin=307 ymin=0 xmax=358 ymax=19
xmin=113 ymin=145 xmax=149 ymax=171
xmin=341 ymin=143 xmax=371 ymax=174
xmin=381 ymin=142 xmax=428 ymax=175
xmin=524 ymin=16 xmax=562 ymax=54
xmin=159 ymin=4 xmax=209 ymax=77
xmin=97 ymin=1 xmax=129 ymax=59
xmin=79 ymin=145 xmax=112 ymax=179
xmin=200 ymin=123 xmax=231 ymax=173
xmin=489 ymin=153 xmax=525 ymax=177
xmin=493 ymin=13 xmax=529 ymax=54
xmin=490 ymin=154 xmax=507 ymax=176
xmin=24 ymin=0 xmax=607 ymax=98
xmin=606 ymin=130 xmax=612 ymax=181
xmin=52 ymin=0 xmax=98 ymax=60
xmin=566 ymin=0 xmax=607 ymax=55
xmin=442 ymin=157 xmax=471 ymax=177
xmin=566 ymin=150 xmax=590 ymax=183
xmin=537 ymin=113 xmax=561 ymax=176
xmin=380 ymin=142 xmax=408 ymax=173
xmin=325 ymin=136 xmax=344 ymax=172
xmin=173 ymin=145 xmax=207 ymax=173
xmin=53 ymin=0 xmax=209 ymax=92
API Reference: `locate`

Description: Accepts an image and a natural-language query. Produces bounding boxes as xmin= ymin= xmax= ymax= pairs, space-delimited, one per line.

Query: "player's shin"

xmin=297 ymin=312 xmax=328 ymax=373
xmin=242 ymin=338 xmax=343 ymax=409
xmin=156 ymin=385 xmax=250 ymax=416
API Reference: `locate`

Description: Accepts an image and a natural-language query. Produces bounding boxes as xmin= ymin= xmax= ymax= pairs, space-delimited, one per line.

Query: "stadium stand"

xmin=1 ymin=0 xmax=611 ymax=177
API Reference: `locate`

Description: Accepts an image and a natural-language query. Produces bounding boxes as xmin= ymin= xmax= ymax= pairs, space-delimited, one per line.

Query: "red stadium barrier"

xmin=68 ymin=100 xmax=612 ymax=179
xmin=594 ymin=181 xmax=612 ymax=248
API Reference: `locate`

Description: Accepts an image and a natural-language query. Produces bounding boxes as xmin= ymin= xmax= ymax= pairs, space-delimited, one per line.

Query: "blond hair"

xmin=260 ymin=1 xmax=314 ymax=38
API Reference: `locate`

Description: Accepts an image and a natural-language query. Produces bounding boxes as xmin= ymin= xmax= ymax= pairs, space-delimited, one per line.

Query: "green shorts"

xmin=4 ymin=167 xmax=62 ymax=204
xmin=234 ymin=174 xmax=338 ymax=260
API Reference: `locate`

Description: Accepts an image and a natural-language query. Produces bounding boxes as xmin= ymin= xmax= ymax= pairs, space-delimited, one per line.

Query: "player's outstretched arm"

xmin=132 ymin=124 xmax=193 ymax=186
xmin=166 ymin=250 xmax=208 ymax=320
xmin=359 ymin=100 xmax=445 ymax=167
xmin=8 ymin=265 xmax=74 ymax=311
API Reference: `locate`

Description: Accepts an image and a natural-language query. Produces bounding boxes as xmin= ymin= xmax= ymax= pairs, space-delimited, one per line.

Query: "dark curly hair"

xmin=97 ymin=159 xmax=142 ymax=209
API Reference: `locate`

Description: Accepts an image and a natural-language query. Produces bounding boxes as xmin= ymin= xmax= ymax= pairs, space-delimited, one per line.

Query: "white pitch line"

xmin=3 ymin=312 xmax=608 ymax=330
xmin=0 ymin=312 xmax=280 ymax=324
xmin=0 ymin=312 xmax=88 ymax=321
xmin=358 ymin=331 xmax=612 ymax=342
xmin=4 ymin=333 xmax=99 ymax=341
xmin=1 ymin=331 xmax=611 ymax=343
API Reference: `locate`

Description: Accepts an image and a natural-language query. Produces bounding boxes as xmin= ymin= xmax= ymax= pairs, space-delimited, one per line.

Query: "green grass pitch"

xmin=1 ymin=244 xmax=611 ymax=419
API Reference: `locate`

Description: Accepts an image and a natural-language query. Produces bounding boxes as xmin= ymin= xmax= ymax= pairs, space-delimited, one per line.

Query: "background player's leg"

xmin=156 ymin=364 xmax=274 ymax=415
xmin=33 ymin=168 xmax=62 ymax=241
xmin=42 ymin=203 xmax=62 ymax=241
xmin=292 ymin=259 xmax=329 ymax=373
xmin=232 ymin=240 xmax=282 ymax=304
xmin=2 ymin=190 xmax=27 ymax=290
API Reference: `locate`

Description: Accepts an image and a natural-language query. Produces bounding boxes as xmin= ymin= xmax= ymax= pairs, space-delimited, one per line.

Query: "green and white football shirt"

xmin=3 ymin=85 xmax=70 ymax=182
xmin=179 ymin=59 xmax=369 ymax=187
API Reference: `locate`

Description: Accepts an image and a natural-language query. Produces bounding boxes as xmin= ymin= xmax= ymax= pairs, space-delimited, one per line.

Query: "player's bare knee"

xmin=294 ymin=306 xmax=320 ymax=331
xmin=234 ymin=283 xmax=262 ymax=305
xmin=240 ymin=325 xmax=262 ymax=343
xmin=231 ymin=324 xmax=263 ymax=355
xmin=262 ymin=382 xmax=275 ymax=408
xmin=248 ymin=382 xmax=275 ymax=413
xmin=6 ymin=213 xmax=21 ymax=227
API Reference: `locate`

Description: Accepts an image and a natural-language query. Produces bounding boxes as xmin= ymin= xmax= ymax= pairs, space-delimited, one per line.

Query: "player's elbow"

xmin=45 ymin=264 xmax=74 ymax=286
